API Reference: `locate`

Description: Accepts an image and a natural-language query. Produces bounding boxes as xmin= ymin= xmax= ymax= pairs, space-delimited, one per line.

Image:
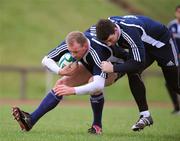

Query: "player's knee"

xmin=91 ymin=91 xmax=103 ymax=96
xmin=168 ymin=83 xmax=180 ymax=94
xmin=128 ymin=73 xmax=141 ymax=79
xmin=174 ymin=86 xmax=180 ymax=94
xmin=54 ymin=78 xmax=68 ymax=87
xmin=88 ymin=77 xmax=93 ymax=83
xmin=105 ymin=73 xmax=119 ymax=87
xmin=55 ymin=79 xmax=64 ymax=85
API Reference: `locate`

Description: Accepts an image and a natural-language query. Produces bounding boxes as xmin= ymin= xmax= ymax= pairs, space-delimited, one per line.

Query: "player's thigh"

xmin=55 ymin=64 xmax=92 ymax=87
xmin=105 ymin=73 xmax=118 ymax=87
xmin=147 ymin=39 xmax=179 ymax=67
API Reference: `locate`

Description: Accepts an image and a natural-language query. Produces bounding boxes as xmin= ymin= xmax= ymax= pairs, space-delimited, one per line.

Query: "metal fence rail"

xmin=0 ymin=65 xmax=162 ymax=99
xmin=0 ymin=65 xmax=45 ymax=99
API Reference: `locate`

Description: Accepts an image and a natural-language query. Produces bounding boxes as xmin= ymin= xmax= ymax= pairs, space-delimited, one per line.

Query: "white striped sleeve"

xmin=122 ymin=31 xmax=141 ymax=62
xmin=47 ymin=43 xmax=68 ymax=59
xmin=89 ymin=47 xmax=107 ymax=78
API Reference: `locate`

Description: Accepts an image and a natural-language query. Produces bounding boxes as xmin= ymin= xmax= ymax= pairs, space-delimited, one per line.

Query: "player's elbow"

xmin=96 ymin=82 xmax=105 ymax=91
xmin=41 ymin=56 xmax=48 ymax=67
xmin=91 ymin=79 xmax=105 ymax=94
xmin=91 ymin=83 xmax=104 ymax=95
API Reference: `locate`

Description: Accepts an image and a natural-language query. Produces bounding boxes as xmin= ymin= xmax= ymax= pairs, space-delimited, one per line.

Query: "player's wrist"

xmin=58 ymin=69 xmax=62 ymax=75
xmin=113 ymin=64 xmax=119 ymax=73
xmin=71 ymin=87 xmax=76 ymax=95
xmin=58 ymin=68 xmax=66 ymax=76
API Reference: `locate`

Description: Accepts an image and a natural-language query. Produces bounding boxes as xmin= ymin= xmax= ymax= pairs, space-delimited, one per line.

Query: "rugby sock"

xmin=30 ymin=90 xmax=62 ymax=125
xmin=140 ymin=111 xmax=150 ymax=117
xmin=165 ymin=83 xmax=180 ymax=111
xmin=128 ymin=73 xmax=149 ymax=112
xmin=90 ymin=93 xmax=104 ymax=128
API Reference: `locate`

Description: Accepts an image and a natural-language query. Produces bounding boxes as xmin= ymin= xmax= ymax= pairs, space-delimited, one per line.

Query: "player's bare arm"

xmin=58 ymin=62 xmax=79 ymax=76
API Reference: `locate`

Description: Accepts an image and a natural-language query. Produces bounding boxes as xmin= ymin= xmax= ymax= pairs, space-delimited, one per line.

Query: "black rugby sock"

xmin=30 ymin=90 xmax=62 ymax=125
xmin=90 ymin=93 xmax=104 ymax=128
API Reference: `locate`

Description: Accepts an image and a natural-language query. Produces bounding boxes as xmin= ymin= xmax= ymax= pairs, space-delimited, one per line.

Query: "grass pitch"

xmin=0 ymin=104 xmax=180 ymax=141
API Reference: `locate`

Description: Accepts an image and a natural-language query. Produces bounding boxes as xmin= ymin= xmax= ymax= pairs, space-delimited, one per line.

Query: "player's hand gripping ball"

xmin=58 ymin=53 xmax=76 ymax=69
xmin=58 ymin=53 xmax=78 ymax=76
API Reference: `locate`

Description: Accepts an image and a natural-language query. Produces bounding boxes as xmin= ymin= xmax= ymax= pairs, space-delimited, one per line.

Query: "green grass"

xmin=126 ymin=0 xmax=179 ymax=24
xmin=1 ymin=2 xmax=179 ymax=140
xmin=0 ymin=105 xmax=180 ymax=141
xmin=0 ymin=0 xmax=126 ymax=66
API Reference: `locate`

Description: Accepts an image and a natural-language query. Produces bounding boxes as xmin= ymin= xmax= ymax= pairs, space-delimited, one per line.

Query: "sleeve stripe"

xmin=122 ymin=31 xmax=141 ymax=61
xmin=92 ymin=38 xmax=108 ymax=47
xmin=89 ymin=47 xmax=107 ymax=78
xmin=48 ymin=44 xmax=67 ymax=58
xmin=122 ymin=32 xmax=139 ymax=61
xmin=90 ymin=27 xmax=97 ymax=35
xmin=100 ymin=72 xmax=106 ymax=78
xmin=167 ymin=20 xmax=177 ymax=28
xmin=122 ymin=31 xmax=141 ymax=62
xmin=169 ymin=38 xmax=179 ymax=66
xmin=89 ymin=47 xmax=102 ymax=68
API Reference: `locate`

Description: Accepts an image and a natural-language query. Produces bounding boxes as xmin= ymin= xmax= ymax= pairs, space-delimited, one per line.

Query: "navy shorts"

xmin=145 ymin=38 xmax=179 ymax=68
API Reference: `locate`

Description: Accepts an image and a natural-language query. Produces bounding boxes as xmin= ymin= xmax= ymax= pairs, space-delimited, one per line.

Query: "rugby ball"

xmin=58 ymin=53 xmax=75 ymax=69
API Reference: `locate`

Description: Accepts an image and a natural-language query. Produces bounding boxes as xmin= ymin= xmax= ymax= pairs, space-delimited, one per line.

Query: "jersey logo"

xmin=166 ymin=61 xmax=175 ymax=66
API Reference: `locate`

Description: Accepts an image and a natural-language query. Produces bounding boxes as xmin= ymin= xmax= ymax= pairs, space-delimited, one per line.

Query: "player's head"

xmin=175 ymin=5 xmax=180 ymax=22
xmin=66 ymin=31 xmax=88 ymax=60
xmin=96 ymin=19 xmax=120 ymax=46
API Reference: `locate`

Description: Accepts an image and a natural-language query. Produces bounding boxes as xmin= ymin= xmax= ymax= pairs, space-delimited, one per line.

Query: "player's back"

xmin=109 ymin=15 xmax=170 ymax=43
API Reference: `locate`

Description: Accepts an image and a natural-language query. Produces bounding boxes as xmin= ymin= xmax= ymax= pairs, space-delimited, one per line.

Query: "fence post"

xmin=45 ymin=70 xmax=54 ymax=93
xmin=20 ymin=70 xmax=27 ymax=99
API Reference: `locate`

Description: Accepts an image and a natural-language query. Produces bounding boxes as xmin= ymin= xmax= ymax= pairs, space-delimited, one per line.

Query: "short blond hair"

xmin=66 ymin=31 xmax=87 ymax=47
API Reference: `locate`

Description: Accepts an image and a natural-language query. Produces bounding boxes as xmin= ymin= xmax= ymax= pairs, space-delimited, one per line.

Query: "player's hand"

xmin=58 ymin=62 xmax=79 ymax=76
xmin=53 ymin=84 xmax=76 ymax=96
xmin=101 ymin=61 xmax=114 ymax=73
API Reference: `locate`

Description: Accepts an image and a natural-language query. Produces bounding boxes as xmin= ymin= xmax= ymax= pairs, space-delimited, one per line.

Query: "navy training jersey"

xmin=46 ymin=31 xmax=119 ymax=78
xmin=108 ymin=15 xmax=171 ymax=63
xmin=168 ymin=19 xmax=180 ymax=50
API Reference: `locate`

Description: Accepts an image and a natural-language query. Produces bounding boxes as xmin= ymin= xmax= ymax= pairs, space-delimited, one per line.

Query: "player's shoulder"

xmin=167 ymin=19 xmax=178 ymax=28
xmin=85 ymin=25 xmax=96 ymax=37
xmin=109 ymin=15 xmax=143 ymax=31
xmin=84 ymin=30 xmax=112 ymax=56
xmin=47 ymin=40 xmax=68 ymax=60
xmin=84 ymin=31 xmax=104 ymax=48
xmin=88 ymin=38 xmax=112 ymax=59
xmin=109 ymin=15 xmax=141 ymax=22
xmin=108 ymin=16 xmax=125 ymax=24
xmin=90 ymin=37 xmax=111 ymax=52
xmin=56 ymin=40 xmax=67 ymax=49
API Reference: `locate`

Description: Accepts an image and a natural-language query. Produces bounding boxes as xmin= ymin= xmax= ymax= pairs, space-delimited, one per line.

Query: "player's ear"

xmin=114 ymin=27 xmax=121 ymax=37
xmin=114 ymin=27 xmax=118 ymax=34
xmin=83 ymin=41 xmax=88 ymax=49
